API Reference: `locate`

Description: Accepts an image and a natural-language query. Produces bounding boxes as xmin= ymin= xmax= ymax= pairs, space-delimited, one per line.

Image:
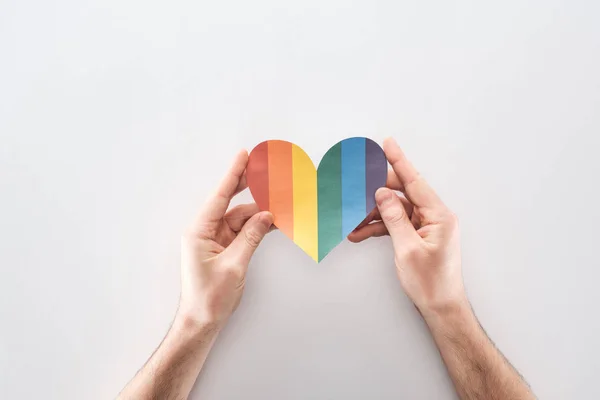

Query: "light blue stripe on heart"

xmin=341 ymin=137 xmax=366 ymax=237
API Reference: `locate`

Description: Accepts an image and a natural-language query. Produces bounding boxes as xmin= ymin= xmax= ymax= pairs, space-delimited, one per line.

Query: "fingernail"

xmin=259 ymin=212 xmax=274 ymax=228
xmin=375 ymin=188 xmax=393 ymax=206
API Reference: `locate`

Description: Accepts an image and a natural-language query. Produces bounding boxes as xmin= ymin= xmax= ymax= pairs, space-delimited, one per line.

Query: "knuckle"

xmin=223 ymin=265 xmax=243 ymax=282
xmin=182 ymin=229 xmax=198 ymax=242
xmin=397 ymin=243 xmax=423 ymax=262
xmin=385 ymin=207 xmax=407 ymax=226
xmin=181 ymin=233 xmax=201 ymax=249
xmin=188 ymin=222 xmax=211 ymax=239
xmin=405 ymin=244 xmax=421 ymax=258
xmin=445 ymin=211 xmax=459 ymax=228
xmin=181 ymin=233 xmax=219 ymax=254
xmin=243 ymin=228 xmax=262 ymax=249
xmin=403 ymin=172 xmax=423 ymax=188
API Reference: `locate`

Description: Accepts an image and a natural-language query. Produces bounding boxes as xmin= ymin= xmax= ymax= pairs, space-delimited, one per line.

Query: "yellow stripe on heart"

xmin=291 ymin=145 xmax=318 ymax=262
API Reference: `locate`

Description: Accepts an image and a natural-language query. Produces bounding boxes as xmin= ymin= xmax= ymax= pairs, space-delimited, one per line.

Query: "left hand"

xmin=177 ymin=150 xmax=273 ymax=329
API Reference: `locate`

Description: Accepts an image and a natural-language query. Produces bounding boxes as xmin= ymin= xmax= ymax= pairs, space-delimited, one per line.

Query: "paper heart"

xmin=247 ymin=138 xmax=387 ymax=262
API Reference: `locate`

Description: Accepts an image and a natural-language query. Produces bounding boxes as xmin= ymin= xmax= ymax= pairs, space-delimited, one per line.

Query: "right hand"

xmin=348 ymin=138 xmax=467 ymax=318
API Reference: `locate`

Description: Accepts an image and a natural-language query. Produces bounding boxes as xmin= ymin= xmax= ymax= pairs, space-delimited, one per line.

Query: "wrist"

xmin=173 ymin=308 xmax=223 ymax=338
xmin=419 ymin=293 xmax=472 ymax=327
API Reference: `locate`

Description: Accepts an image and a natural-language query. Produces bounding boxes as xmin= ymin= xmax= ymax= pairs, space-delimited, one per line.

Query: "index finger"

xmin=193 ymin=150 xmax=248 ymax=234
xmin=383 ymin=137 xmax=443 ymax=209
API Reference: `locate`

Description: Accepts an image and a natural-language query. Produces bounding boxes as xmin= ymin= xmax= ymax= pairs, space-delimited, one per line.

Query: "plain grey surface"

xmin=1 ymin=1 xmax=599 ymax=399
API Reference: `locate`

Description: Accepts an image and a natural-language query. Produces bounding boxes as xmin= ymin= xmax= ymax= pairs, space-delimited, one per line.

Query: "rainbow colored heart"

xmin=246 ymin=138 xmax=387 ymax=262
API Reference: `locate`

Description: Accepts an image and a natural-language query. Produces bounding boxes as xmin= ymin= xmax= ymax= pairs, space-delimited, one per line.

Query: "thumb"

xmin=375 ymin=188 xmax=419 ymax=246
xmin=225 ymin=211 xmax=274 ymax=267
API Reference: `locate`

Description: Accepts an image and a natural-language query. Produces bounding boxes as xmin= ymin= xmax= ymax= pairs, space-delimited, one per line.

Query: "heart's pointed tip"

xmin=311 ymin=252 xmax=320 ymax=263
xmin=316 ymin=251 xmax=328 ymax=263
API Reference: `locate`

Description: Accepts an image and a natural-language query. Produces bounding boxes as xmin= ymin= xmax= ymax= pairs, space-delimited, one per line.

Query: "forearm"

xmin=424 ymin=300 xmax=535 ymax=400
xmin=118 ymin=314 xmax=220 ymax=400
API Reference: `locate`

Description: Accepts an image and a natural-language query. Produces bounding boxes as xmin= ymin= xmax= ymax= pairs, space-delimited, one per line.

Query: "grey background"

xmin=1 ymin=0 xmax=599 ymax=399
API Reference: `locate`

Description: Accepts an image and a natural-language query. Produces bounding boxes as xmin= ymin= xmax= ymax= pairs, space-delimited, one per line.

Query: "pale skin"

xmin=118 ymin=138 xmax=536 ymax=400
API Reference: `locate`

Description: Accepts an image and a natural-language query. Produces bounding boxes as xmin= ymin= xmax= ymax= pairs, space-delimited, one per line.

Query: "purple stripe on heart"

xmin=365 ymin=139 xmax=387 ymax=213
